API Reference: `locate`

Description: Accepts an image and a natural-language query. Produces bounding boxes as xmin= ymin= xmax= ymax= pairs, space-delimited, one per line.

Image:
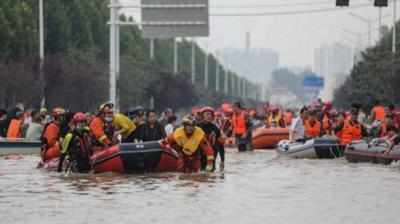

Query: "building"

xmin=220 ymin=48 xmax=280 ymax=83
xmin=313 ymin=43 xmax=353 ymax=100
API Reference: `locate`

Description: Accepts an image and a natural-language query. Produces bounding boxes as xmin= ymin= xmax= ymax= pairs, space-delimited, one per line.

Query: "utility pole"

xmin=216 ymin=60 xmax=220 ymax=92
xmin=223 ymin=69 xmax=228 ymax=95
xmin=109 ymin=0 xmax=120 ymax=110
xmin=150 ymin=39 xmax=154 ymax=59
xmin=379 ymin=7 xmax=382 ymax=40
xmin=191 ymin=39 xmax=196 ymax=84
xmin=393 ymin=0 xmax=397 ymax=54
xmin=39 ymin=0 xmax=45 ymax=107
xmin=174 ymin=38 xmax=178 ymax=74
xmin=204 ymin=48 xmax=208 ymax=88
xmin=231 ymin=73 xmax=236 ymax=97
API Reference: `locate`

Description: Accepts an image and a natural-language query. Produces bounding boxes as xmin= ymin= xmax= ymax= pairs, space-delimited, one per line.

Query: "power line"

xmin=210 ymin=3 xmax=370 ymax=17
xmin=211 ymin=0 xmax=337 ymax=9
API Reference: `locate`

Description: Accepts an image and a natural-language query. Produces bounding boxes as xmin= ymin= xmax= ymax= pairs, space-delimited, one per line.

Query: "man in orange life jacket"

xmin=371 ymin=100 xmax=386 ymax=122
xmin=167 ymin=115 xmax=214 ymax=173
xmin=304 ymin=111 xmax=322 ymax=138
xmin=7 ymin=108 xmax=24 ymax=139
xmin=89 ymin=103 xmax=114 ymax=147
xmin=232 ymin=102 xmax=250 ymax=152
xmin=41 ymin=107 xmax=65 ymax=161
xmin=335 ymin=110 xmax=365 ymax=146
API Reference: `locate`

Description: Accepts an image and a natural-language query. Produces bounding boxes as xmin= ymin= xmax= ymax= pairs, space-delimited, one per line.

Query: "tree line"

xmin=334 ymin=24 xmax=400 ymax=110
xmin=0 ymin=0 xmax=259 ymax=112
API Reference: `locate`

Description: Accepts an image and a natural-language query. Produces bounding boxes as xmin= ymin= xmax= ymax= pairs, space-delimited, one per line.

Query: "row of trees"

xmin=0 ymin=0 xmax=258 ymax=112
xmin=333 ymin=23 xmax=400 ymax=110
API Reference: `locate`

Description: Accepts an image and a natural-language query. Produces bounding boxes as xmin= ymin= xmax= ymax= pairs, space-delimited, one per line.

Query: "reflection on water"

xmin=1 ymin=150 xmax=400 ymax=224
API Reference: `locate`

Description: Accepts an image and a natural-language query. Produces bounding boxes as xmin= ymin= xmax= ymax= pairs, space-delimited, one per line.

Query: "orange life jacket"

xmin=372 ymin=106 xmax=386 ymax=122
xmin=89 ymin=117 xmax=111 ymax=145
xmin=42 ymin=122 xmax=60 ymax=147
xmin=305 ymin=119 xmax=321 ymax=138
xmin=340 ymin=120 xmax=362 ymax=145
xmin=322 ymin=114 xmax=330 ymax=132
xmin=7 ymin=119 xmax=23 ymax=139
xmin=232 ymin=112 xmax=247 ymax=135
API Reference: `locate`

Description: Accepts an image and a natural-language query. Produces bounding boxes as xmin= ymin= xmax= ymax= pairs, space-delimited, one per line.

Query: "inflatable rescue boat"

xmin=91 ymin=141 xmax=183 ymax=173
xmin=345 ymin=139 xmax=400 ymax=165
xmin=277 ymin=137 xmax=342 ymax=159
xmin=252 ymin=127 xmax=289 ymax=149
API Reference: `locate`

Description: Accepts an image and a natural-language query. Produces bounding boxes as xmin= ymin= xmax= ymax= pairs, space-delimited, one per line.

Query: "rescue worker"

xmin=304 ymin=111 xmax=322 ymax=138
xmin=58 ymin=113 xmax=92 ymax=173
xmin=112 ymin=112 xmax=136 ymax=143
xmin=6 ymin=108 xmax=24 ymax=139
xmin=137 ymin=110 xmax=166 ymax=142
xmin=198 ymin=107 xmax=225 ymax=171
xmin=41 ymin=107 xmax=65 ymax=161
xmin=89 ymin=103 xmax=114 ymax=147
xmin=167 ymin=116 xmax=214 ymax=173
xmin=336 ymin=111 xmax=364 ymax=146
xmin=266 ymin=107 xmax=286 ymax=128
xmin=232 ymin=102 xmax=249 ymax=152
xmin=370 ymin=100 xmax=386 ymax=122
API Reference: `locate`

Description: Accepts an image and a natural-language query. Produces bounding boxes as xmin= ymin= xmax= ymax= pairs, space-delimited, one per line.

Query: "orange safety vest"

xmin=340 ymin=121 xmax=362 ymax=145
xmin=232 ymin=112 xmax=247 ymax=135
xmin=89 ymin=117 xmax=111 ymax=145
xmin=322 ymin=114 xmax=330 ymax=131
xmin=372 ymin=106 xmax=386 ymax=122
xmin=305 ymin=119 xmax=321 ymax=138
xmin=7 ymin=119 xmax=23 ymax=139
xmin=42 ymin=122 xmax=60 ymax=147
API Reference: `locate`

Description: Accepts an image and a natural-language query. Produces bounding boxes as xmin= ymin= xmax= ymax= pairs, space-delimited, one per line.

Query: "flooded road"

xmin=1 ymin=150 xmax=400 ymax=224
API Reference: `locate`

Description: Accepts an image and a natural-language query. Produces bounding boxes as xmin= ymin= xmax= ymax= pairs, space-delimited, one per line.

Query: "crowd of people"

xmin=1 ymin=99 xmax=399 ymax=173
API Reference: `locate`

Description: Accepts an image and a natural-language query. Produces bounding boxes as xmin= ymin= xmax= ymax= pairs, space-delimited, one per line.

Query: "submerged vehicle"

xmin=277 ymin=137 xmax=342 ymax=159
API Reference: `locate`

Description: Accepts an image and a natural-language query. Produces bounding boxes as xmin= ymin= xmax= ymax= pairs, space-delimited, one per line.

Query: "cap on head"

xmin=182 ymin=115 xmax=195 ymax=126
xmin=52 ymin=107 xmax=66 ymax=116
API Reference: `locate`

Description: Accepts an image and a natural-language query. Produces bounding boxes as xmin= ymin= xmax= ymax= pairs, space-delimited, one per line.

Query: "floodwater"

xmin=1 ymin=150 xmax=400 ymax=224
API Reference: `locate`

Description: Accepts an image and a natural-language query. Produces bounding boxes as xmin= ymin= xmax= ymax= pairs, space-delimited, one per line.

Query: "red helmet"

xmin=324 ymin=102 xmax=333 ymax=110
xmin=201 ymin=106 xmax=215 ymax=114
xmin=73 ymin=112 xmax=87 ymax=124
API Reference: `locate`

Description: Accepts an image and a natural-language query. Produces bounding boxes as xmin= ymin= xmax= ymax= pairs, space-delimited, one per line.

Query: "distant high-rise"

xmin=246 ymin=32 xmax=251 ymax=53
xmin=314 ymin=42 xmax=353 ymax=100
xmin=220 ymin=48 xmax=279 ymax=83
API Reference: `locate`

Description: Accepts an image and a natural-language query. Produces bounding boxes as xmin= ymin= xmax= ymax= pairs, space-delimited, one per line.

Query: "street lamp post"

xmin=39 ymin=0 xmax=45 ymax=107
xmin=393 ymin=0 xmax=397 ymax=54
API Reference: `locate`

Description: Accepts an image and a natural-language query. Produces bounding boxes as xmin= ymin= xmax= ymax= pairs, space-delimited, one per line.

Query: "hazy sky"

xmin=121 ymin=0 xmax=397 ymax=68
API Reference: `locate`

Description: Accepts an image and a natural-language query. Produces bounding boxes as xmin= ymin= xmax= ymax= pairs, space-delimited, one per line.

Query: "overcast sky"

xmin=121 ymin=0 xmax=398 ymax=68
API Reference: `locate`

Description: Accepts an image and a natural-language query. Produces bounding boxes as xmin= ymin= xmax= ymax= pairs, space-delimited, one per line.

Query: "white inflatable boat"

xmin=277 ymin=137 xmax=342 ymax=159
